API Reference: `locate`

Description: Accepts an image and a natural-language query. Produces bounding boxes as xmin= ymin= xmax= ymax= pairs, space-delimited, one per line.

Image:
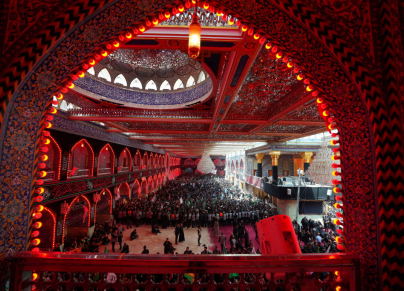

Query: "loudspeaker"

xmin=287 ymin=189 xmax=291 ymax=195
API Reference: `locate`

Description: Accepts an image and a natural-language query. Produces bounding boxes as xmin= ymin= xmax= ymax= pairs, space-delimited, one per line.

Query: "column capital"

xmin=269 ymin=151 xmax=281 ymax=166
xmin=301 ymin=152 xmax=313 ymax=163
xmin=255 ymin=153 xmax=265 ymax=163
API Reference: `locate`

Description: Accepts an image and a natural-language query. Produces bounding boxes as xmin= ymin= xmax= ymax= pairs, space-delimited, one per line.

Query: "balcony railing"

xmin=246 ymin=174 xmax=263 ymax=188
xmin=10 ymin=252 xmax=359 ymax=290
xmin=97 ymin=168 xmax=112 ymax=175
xmin=68 ymin=168 xmax=90 ymax=178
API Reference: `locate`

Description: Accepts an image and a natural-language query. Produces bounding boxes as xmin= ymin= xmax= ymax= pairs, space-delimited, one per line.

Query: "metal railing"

xmin=10 ymin=252 xmax=359 ymax=290
xmin=246 ymin=174 xmax=263 ymax=188
xmin=98 ymin=168 xmax=112 ymax=175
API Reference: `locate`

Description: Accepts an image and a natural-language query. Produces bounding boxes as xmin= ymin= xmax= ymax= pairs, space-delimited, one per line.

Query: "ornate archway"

xmin=0 ymin=0 xmax=402 ymax=288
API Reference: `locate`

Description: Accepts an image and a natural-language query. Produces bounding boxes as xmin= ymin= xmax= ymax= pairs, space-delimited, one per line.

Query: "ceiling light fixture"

xmin=188 ymin=1 xmax=201 ymax=59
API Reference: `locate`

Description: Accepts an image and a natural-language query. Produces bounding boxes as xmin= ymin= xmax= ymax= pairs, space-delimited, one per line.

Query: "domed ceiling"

xmin=66 ymin=8 xmax=326 ymax=156
xmin=73 ymin=49 xmax=213 ymax=109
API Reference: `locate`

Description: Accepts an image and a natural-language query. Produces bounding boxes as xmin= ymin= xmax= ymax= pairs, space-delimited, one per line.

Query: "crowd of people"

xmin=56 ymin=174 xmax=342 ymax=256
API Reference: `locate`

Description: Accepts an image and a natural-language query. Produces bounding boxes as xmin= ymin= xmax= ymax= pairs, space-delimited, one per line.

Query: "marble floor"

xmin=102 ymin=223 xmax=259 ymax=254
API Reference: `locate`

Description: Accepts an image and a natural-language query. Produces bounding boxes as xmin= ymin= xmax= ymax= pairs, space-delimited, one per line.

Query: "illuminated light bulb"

xmin=236 ymin=19 xmax=241 ymax=26
xmin=31 ymin=230 xmax=40 ymax=237
xmin=185 ymin=1 xmax=191 ymax=9
xmin=332 ymin=179 xmax=341 ymax=185
xmin=333 ymin=187 xmax=342 ymax=193
xmin=38 ymin=163 xmax=46 ymax=169
xmin=77 ymin=71 xmax=85 ymax=78
xmin=331 ymin=133 xmax=339 ymax=138
xmin=32 ymin=212 xmax=42 ymax=219
xmin=203 ymin=2 xmax=209 ymax=9
xmin=265 ymin=43 xmax=272 ymax=49
xmin=306 ymin=85 xmax=313 ymax=91
xmin=145 ymin=19 xmax=152 ymax=27
xmin=82 ymin=64 xmax=89 ymax=70
xmin=332 ymin=148 xmax=340 ymax=154
xmin=216 ymin=11 xmax=222 ymax=17
xmin=113 ymin=41 xmax=120 ymax=47
xmin=335 ymin=195 xmax=343 ymax=201
xmin=33 ymin=196 xmax=44 ymax=203
xmin=32 ymin=273 xmax=38 ymax=281
xmin=81 ymin=143 xmax=84 ymax=147
xmin=336 ymin=212 xmax=343 ymax=217
xmin=331 ymin=163 xmax=340 ymax=169
xmin=164 ymin=10 xmax=171 ymax=19
xmin=330 ymin=139 xmax=340 ymax=145
xmin=35 ymin=187 xmax=45 ymax=194
xmin=125 ymin=31 xmax=133 ymax=39
xmin=228 ymin=17 xmax=234 ymax=25
xmin=297 ymin=74 xmax=304 ymax=81
xmin=191 ymin=0 xmax=196 ymax=3
xmin=332 ymin=155 xmax=340 ymax=161
xmin=60 ymin=87 xmax=68 ymax=93
xmin=39 ymin=171 xmax=47 ymax=178
xmin=322 ymin=110 xmax=330 ymax=117
xmin=287 ymin=62 xmax=293 ymax=68
xmin=254 ymin=33 xmax=260 ymax=40
xmin=336 ymin=244 xmax=345 ymax=251
xmin=49 ymin=108 xmax=57 ymax=114
xmin=132 ymin=27 xmax=139 ymax=35
xmin=332 ymin=171 xmax=341 ymax=176
xmin=259 ymin=37 xmax=266 ymax=44
xmin=172 ymin=7 xmax=178 ymax=15
xmin=33 ymin=221 xmax=43 ymax=228
xmin=328 ymin=117 xmax=336 ymax=123
xmin=336 ymin=229 xmax=344 ymax=235
xmin=271 ymin=46 xmax=278 ymax=53
xmin=40 ymin=147 xmax=48 ymax=153
xmin=32 ymin=247 xmax=40 ymax=252
xmin=94 ymin=53 xmax=101 ymax=60
xmin=276 ymin=53 xmax=282 ymax=59
xmin=334 ymin=203 xmax=342 ymax=209
xmin=303 ymin=78 xmax=310 ymax=84
xmin=35 ymin=205 xmax=44 ymax=212
xmin=118 ymin=34 xmax=125 ymax=42
xmin=336 ymin=286 xmax=342 ymax=291
xmin=44 ymin=122 xmax=52 ymax=129
xmin=32 ymin=238 xmax=41 ymax=246
xmin=71 ymin=74 xmax=78 ymax=81
xmin=41 ymin=155 xmax=49 ymax=161
xmin=178 ymin=4 xmax=185 ymax=12
xmin=241 ymin=24 xmax=248 ymax=32
xmin=139 ymin=25 xmax=146 ymax=32
xmin=333 ymin=218 xmax=342 ymax=225
xmin=312 ymin=90 xmax=319 ymax=96
xmin=89 ymin=59 xmax=96 ymax=66
xmin=152 ymin=18 xmax=159 ymax=25
xmin=248 ymin=28 xmax=254 ymax=36
xmin=328 ymin=124 xmax=337 ymax=130
xmin=321 ymin=103 xmax=328 ymax=109
xmin=45 ymin=116 xmax=53 ymax=122
xmin=101 ymin=50 xmax=108 ymax=57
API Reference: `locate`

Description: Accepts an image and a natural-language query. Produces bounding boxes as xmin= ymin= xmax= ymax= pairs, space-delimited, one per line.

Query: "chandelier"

xmin=197 ymin=152 xmax=216 ymax=174
xmin=188 ymin=2 xmax=201 ymax=58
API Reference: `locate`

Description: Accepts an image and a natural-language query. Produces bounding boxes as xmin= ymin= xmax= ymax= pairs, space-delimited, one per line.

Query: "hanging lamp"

xmin=188 ymin=1 xmax=201 ymax=58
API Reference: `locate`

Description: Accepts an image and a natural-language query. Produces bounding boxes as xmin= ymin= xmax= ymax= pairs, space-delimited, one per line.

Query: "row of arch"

xmin=42 ymin=136 xmax=170 ymax=181
xmin=88 ymin=67 xmax=206 ymax=91
xmin=228 ymin=159 xmax=244 ymax=173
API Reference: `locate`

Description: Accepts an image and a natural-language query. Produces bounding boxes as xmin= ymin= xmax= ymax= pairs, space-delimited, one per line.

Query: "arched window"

xmin=130 ymin=78 xmax=142 ymax=89
xmin=173 ymin=79 xmax=184 ymax=90
xmin=68 ymin=139 xmax=94 ymax=178
xmin=98 ymin=144 xmax=115 ymax=176
xmin=197 ymin=71 xmax=206 ymax=83
xmin=114 ymin=74 xmax=127 ymax=86
xmin=145 ymin=80 xmax=157 ymax=90
xmin=160 ymin=80 xmax=171 ymax=91
xmin=186 ymin=76 xmax=195 ymax=87
xmin=87 ymin=67 xmax=95 ymax=75
xmin=98 ymin=68 xmax=111 ymax=82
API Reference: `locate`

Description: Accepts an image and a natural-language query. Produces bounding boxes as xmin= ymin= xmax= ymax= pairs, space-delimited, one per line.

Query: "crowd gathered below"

xmin=58 ymin=174 xmax=342 ymax=255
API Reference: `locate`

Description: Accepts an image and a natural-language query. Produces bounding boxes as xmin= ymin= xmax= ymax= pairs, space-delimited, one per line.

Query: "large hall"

xmin=0 ymin=0 xmax=403 ymax=290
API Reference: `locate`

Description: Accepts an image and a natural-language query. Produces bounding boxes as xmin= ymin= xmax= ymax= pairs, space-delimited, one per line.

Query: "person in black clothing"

xmin=179 ymin=223 xmax=185 ymax=242
xmin=201 ymin=246 xmax=210 ymax=254
xmin=213 ymin=246 xmax=221 ymax=254
xmin=130 ymin=229 xmax=138 ymax=240
xmin=163 ymin=238 xmax=171 ymax=254
xmin=175 ymin=224 xmax=181 ymax=244
xmin=121 ymin=243 xmax=129 ymax=253
xmin=197 ymin=226 xmax=202 ymax=246
xmin=141 ymin=245 xmax=149 ymax=254
xmin=102 ymin=234 xmax=110 ymax=246
xmin=118 ymin=232 xmax=123 ymax=250
xmin=53 ymin=242 xmax=61 ymax=252
xmin=184 ymin=247 xmax=192 ymax=254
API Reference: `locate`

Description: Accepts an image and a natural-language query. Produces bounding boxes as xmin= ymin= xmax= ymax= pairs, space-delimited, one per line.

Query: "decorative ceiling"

xmin=67 ymin=14 xmax=325 ymax=156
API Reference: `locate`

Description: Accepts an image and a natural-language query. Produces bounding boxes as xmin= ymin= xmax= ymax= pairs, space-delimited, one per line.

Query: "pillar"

xmin=300 ymin=152 xmax=313 ymax=173
xmin=255 ymin=153 xmax=264 ymax=177
xmin=269 ymin=151 xmax=281 ymax=184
